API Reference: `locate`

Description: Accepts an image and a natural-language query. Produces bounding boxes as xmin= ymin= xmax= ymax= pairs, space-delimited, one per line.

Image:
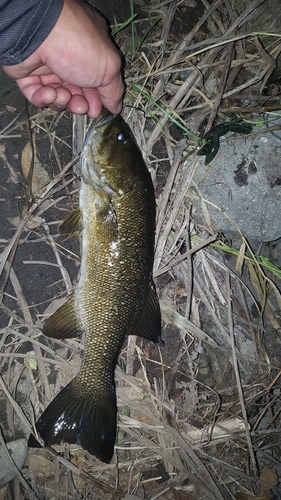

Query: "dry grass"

xmin=1 ymin=0 xmax=281 ymax=499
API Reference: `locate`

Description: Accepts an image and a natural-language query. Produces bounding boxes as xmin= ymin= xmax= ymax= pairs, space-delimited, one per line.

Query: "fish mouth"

xmin=94 ymin=109 xmax=116 ymax=128
xmin=83 ymin=109 xmax=115 ymax=148
xmin=80 ymin=109 xmax=117 ymax=194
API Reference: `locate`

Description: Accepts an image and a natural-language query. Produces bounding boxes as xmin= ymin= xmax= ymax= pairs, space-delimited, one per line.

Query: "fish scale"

xmin=35 ymin=110 xmax=162 ymax=463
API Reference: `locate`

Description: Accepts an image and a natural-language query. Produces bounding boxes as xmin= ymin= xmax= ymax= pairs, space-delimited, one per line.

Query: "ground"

xmin=1 ymin=1 xmax=281 ymax=499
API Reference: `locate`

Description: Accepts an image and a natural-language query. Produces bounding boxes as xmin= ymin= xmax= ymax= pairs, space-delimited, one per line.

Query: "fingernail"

xmin=116 ymin=102 xmax=123 ymax=114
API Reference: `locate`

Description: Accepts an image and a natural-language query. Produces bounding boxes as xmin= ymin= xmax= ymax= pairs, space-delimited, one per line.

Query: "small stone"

xmin=0 ymin=438 xmax=28 ymax=489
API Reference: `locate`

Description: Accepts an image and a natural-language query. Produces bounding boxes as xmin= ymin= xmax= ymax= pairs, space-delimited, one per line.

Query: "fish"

xmin=36 ymin=110 xmax=162 ymax=463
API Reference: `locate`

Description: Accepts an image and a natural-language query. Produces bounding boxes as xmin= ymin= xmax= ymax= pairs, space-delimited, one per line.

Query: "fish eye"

xmin=117 ymin=131 xmax=126 ymax=143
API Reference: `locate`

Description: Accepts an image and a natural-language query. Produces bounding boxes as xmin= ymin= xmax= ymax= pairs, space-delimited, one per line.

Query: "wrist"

xmin=0 ymin=0 xmax=63 ymax=66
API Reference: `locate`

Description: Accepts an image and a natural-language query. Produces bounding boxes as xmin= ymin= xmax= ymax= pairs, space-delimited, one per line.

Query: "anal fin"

xmin=133 ymin=282 xmax=163 ymax=344
xmin=43 ymin=293 xmax=83 ymax=339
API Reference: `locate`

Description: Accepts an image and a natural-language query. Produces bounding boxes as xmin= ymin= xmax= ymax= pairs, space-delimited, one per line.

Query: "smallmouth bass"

xmin=36 ymin=110 xmax=162 ymax=463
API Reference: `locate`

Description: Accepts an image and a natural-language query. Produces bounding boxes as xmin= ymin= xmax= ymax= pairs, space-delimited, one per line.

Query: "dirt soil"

xmin=1 ymin=1 xmax=281 ymax=500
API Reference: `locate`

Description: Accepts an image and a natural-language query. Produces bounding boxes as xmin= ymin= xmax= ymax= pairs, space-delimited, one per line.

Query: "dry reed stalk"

xmin=1 ymin=0 xmax=281 ymax=498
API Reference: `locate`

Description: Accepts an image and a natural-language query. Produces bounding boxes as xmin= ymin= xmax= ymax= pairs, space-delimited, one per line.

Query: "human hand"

xmin=2 ymin=0 xmax=124 ymax=117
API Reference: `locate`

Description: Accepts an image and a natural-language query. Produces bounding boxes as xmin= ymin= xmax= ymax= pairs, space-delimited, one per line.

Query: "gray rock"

xmin=0 ymin=438 xmax=28 ymax=489
xmin=191 ymin=120 xmax=281 ymax=242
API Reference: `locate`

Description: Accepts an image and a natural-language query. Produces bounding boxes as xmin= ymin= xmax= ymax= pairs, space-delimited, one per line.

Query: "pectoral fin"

xmin=134 ymin=283 xmax=163 ymax=344
xmin=58 ymin=207 xmax=83 ymax=234
xmin=43 ymin=293 xmax=83 ymax=339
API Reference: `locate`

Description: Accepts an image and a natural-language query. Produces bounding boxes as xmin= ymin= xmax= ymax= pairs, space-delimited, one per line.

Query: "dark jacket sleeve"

xmin=0 ymin=0 xmax=63 ymax=65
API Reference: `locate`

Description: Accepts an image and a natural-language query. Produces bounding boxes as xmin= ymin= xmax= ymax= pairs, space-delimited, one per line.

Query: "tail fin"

xmin=36 ymin=380 xmax=117 ymax=463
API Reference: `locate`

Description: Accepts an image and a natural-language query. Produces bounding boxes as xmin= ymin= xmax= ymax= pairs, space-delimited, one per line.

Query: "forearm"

xmin=0 ymin=0 xmax=63 ymax=65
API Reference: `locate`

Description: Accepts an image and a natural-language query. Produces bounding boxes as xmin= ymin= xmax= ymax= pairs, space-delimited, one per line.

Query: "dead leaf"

xmin=24 ymin=351 xmax=37 ymax=371
xmin=8 ymin=214 xmax=45 ymax=229
xmin=158 ymin=487 xmax=195 ymax=499
xmin=0 ymin=485 xmax=9 ymax=500
xmin=236 ymin=492 xmax=273 ymax=500
xmin=236 ymin=240 xmax=246 ymax=275
xmin=235 ymin=465 xmax=277 ymax=500
xmin=21 ymin=141 xmax=50 ymax=196
xmin=0 ymin=143 xmax=19 ymax=183
xmin=5 ymin=105 xmax=16 ymax=113
xmin=28 ymin=452 xmax=55 ymax=478
xmin=260 ymin=465 xmax=278 ymax=487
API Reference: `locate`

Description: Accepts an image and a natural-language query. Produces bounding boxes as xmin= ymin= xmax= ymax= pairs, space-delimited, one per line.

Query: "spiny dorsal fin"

xmin=43 ymin=293 xmax=83 ymax=339
xmin=133 ymin=282 xmax=163 ymax=344
xmin=58 ymin=207 xmax=83 ymax=234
